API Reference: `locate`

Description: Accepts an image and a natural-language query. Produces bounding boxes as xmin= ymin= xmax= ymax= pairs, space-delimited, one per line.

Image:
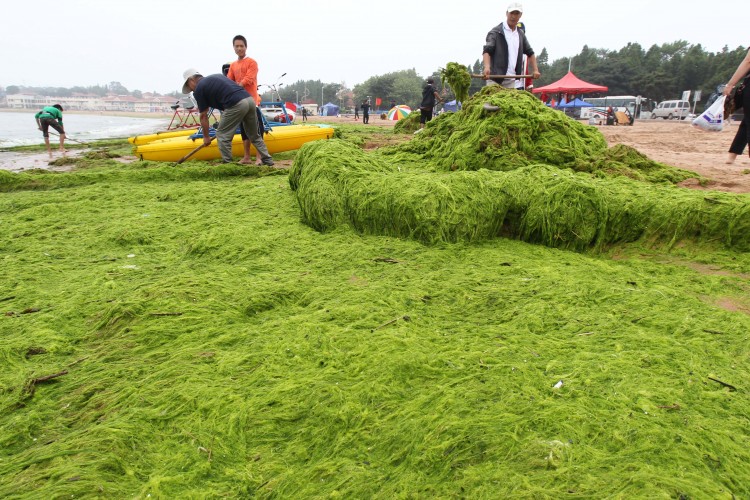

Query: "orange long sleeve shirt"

xmin=227 ymin=57 xmax=260 ymax=105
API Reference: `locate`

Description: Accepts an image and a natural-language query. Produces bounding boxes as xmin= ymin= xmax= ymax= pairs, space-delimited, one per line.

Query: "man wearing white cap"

xmin=482 ymin=3 xmax=540 ymax=89
xmin=181 ymin=68 xmax=273 ymax=165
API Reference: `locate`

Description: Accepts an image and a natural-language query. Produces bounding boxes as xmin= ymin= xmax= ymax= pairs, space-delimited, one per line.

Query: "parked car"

xmin=651 ymin=100 xmax=691 ymax=120
xmin=259 ymin=104 xmax=295 ymax=123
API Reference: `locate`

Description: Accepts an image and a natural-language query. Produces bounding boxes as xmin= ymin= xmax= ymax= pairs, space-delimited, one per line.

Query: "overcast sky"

xmin=1 ymin=0 xmax=745 ymax=96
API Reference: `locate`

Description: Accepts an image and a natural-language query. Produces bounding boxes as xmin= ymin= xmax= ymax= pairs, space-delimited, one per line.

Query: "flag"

xmin=375 ymin=97 xmax=382 ymax=107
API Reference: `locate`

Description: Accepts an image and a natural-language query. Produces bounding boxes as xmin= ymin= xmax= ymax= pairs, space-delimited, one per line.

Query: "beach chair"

xmin=614 ymin=111 xmax=633 ymax=126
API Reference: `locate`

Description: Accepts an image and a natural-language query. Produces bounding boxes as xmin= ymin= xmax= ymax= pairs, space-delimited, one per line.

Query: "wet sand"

xmin=0 ymin=150 xmax=84 ymax=173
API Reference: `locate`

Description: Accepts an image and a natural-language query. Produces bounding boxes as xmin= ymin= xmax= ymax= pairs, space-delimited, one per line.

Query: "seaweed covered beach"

xmin=1 ymin=90 xmax=750 ymax=497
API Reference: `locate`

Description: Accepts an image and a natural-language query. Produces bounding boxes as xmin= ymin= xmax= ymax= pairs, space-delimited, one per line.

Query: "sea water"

xmin=0 ymin=110 xmax=169 ymax=148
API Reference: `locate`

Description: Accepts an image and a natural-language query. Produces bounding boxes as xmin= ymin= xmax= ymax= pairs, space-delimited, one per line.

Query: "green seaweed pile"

xmin=290 ymin=85 xmax=750 ymax=251
xmin=290 ymin=140 xmax=750 ymax=251
xmin=383 ymin=86 xmax=693 ymax=181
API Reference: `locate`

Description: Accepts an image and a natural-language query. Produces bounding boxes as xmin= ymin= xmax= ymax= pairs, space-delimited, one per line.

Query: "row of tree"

xmin=2 ymin=81 xmax=152 ymax=98
xmin=4 ymin=42 xmax=746 ymax=112
xmin=534 ymin=41 xmax=747 ymax=103
xmin=265 ymin=42 xmax=746 ymax=113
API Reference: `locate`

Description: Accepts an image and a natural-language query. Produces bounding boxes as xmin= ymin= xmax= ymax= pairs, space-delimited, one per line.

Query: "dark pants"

xmin=239 ymin=108 xmax=266 ymax=140
xmin=729 ymin=81 xmax=750 ymax=156
xmin=40 ymin=118 xmax=64 ymax=138
xmin=363 ymin=112 xmax=369 ymax=124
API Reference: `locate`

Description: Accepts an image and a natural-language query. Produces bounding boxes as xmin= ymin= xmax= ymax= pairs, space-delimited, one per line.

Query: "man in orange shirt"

xmin=227 ymin=34 xmax=270 ymax=165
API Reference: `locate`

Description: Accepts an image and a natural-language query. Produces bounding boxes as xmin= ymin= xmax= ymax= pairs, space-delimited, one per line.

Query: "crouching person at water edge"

xmin=181 ymin=68 xmax=273 ymax=165
xmin=35 ymin=104 xmax=66 ymax=158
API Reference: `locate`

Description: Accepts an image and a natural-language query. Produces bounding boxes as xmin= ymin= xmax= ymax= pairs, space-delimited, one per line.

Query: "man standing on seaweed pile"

xmin=182 ymin=69 xmax=274 ymax=166
xmin=226 ymin=34 xmax=272 ymax=166
xmin=419 ymin=77 xmax=443 ymax=129
xmin=482 ymin=2 xmax=540 ymax=89
xmin=35 ymin=104 xmax=66 ymax=158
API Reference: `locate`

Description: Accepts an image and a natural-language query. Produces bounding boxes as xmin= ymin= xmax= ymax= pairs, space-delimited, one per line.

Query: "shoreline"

xmin=0 ymin=108 xmax=172 ymax=119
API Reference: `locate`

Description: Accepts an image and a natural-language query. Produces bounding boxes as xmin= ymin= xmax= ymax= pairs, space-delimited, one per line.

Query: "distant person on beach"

xmin=226 ymin=34 xmax=270 ymax=165
xmin=35 ymin=104 xmax=66 ymax=157
xmin=354 ymin=104 xmax=359 ymax=119
xmin=419 ymin=76 xmax=443 ymax=129
xmin=361 ymin=100 xmax=370 ymax=124
xmin=722 ymin=47 xmax=750 ymax=165
xmin=301 ymin=106 xmax=308 ymax=122
xmin=182 ymin=68 xmax=273 ymax=166
xmin=606 ymin=106 xmax=616 ymax=126
xmin=482 ymin=2 xmax=540 ymax=89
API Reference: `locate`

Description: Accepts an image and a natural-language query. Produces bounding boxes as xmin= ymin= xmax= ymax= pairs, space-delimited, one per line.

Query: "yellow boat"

xmin=134 ymin=125 xmax=335 ymax=162
xmin=128 ymin=128 xmax=197 ymax=145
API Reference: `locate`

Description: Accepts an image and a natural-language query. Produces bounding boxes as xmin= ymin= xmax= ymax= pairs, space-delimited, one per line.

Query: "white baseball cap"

xmin=181 ymin=68 xmax=202 ymax=94
xmin=507 ymin=2 xmax=523 ymax=13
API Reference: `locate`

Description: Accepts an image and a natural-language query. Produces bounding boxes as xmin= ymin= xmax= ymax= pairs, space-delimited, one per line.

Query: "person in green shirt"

xmin=34 ymin=104 xmax=66 ymax=157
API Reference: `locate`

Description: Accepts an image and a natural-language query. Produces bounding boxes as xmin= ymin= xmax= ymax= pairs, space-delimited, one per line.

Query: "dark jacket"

xmin=483 ymin=23 xmax=534 ymax=83
xmin=421 ymin=83 xmax=437 ymax=109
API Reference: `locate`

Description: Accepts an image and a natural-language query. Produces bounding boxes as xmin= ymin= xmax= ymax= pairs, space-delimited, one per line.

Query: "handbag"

xmin=734 ymin=81 xmax=745 ymax=111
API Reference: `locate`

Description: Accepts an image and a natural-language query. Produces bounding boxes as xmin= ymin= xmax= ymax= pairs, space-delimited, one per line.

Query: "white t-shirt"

xmin=502 ymin=24 xmax=522 ymax=89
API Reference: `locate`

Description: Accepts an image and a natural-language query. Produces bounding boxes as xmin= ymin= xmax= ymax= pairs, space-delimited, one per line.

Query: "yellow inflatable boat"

xmin=128 ymin=128 xmax=196 ymax=146
xmin=134 ymin=125 xmax=335 ymax=162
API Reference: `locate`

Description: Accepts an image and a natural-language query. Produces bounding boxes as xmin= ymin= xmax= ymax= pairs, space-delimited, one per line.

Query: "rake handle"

xmin=49 ymin=131 xmax=89 ymax=146
xmin=176 ymin=143 xmax=204 ymax=165
xmin=470 ymin=74 xmax=534 ymax=79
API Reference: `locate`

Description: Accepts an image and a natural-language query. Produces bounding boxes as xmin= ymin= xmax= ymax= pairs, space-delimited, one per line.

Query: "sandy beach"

xmin=2 ymin=116 xmax=749 ymax=193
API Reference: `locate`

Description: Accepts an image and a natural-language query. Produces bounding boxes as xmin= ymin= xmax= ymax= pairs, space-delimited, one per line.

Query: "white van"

xmin=651 ymin=100 xmax=691 ymax=120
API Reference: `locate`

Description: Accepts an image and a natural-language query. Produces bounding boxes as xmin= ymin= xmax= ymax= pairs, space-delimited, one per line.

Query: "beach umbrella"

xmin=387 ymin=105 xmax=411 ymax=120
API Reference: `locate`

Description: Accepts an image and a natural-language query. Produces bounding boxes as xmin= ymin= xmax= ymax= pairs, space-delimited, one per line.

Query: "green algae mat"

xmin=2 ymin=102 xmax=750 ymax=497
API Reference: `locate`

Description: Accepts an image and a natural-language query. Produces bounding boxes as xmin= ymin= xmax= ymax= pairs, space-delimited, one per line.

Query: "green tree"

xmin=391 ymin=70 xmax=423 ymax=107
xmin=468 ymin=60 xmax=484 ymax=96
xmin=354 ymin=70 xmax=424 ymax=109
xmin=108 ymin=81 xmax=129 ymax=95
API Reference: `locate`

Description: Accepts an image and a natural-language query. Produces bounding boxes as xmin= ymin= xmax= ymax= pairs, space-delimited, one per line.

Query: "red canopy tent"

xmin=532 ymin=71 xmax=608 ymax=102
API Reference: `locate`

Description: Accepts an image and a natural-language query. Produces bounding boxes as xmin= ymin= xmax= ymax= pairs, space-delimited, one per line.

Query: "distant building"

xmin=2 ymin=93 xmax=175 ymax=112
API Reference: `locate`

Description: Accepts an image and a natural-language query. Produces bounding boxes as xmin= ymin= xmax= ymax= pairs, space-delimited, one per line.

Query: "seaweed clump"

xmin=393 ymin=109 xmax=421 ymax=134
xmin=440 ymin=62 xmax=472 ymax=105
